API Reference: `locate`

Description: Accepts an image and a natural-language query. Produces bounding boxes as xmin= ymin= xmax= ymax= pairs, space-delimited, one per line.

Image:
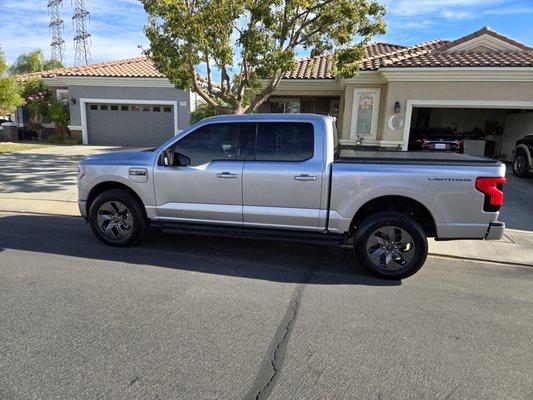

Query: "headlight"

xmin=77 ymin=163 xmax=86 ymax=180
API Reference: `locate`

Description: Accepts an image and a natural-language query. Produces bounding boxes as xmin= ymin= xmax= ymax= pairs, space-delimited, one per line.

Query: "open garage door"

xmin=86 ymin=103 xmax=175 ymax=147
xmin=406 ymin=103 xmax=533 ymax=161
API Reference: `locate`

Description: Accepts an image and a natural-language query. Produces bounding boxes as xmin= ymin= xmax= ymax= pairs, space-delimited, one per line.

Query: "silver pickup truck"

xmin=77 ymin=114 xmax=506 ymax=279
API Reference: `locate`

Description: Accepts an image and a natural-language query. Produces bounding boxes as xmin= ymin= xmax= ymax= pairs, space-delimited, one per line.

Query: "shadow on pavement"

xmin=0 ymin=213 xmax=399 ymax=287
xmin=0 ymin=153 xmax=84 ymax=193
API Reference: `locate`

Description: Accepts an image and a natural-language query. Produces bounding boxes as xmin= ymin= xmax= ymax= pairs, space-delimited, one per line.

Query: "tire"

xmin=88 ymin=188 xmax=149 ymax=246
xmin=354 ymin=211 xmax=428 ymax=280
xmin=513 ymin=151 xmax=530 ymax=178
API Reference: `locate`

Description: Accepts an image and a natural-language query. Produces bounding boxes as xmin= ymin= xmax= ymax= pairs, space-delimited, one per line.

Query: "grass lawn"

xmin=0 ymin=142 xmax=53 ymax=154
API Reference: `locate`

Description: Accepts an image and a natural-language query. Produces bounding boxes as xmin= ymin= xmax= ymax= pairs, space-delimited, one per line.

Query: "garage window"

xmin=132 ymin=106 xmax=140 ymax=112
xmin=153 ymin=106 xmax=161 ymax=112
xmin=110 ymin=105 xmax=118 ymax=111
xmin=121 ymin=105 xmax=129 ymax=111
xmin=90 ymin=104 xmax=98 ymax=110
xmin=100 ymin=105 xmax=109 ymax=111
xmin=142 ymin=106 xmax=150 ymax=112
xmin=163 ymin=106 xmax=172 ymax=112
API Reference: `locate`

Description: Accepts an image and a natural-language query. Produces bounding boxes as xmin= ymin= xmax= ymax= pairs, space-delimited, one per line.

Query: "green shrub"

xmin=47 ymin=133 xmax=80 ymax=145
xmin=190 ymin=104 xmax=221 ymax=124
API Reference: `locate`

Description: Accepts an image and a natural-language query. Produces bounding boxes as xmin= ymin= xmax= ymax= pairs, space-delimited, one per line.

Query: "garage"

xmin=405 ymin=102 xmax=533 ymax=161
xmin=86 ymin=102 xmax=176 ymax=147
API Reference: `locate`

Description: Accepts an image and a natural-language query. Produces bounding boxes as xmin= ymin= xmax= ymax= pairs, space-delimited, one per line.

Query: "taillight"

xmin=476 ymin=177 xmax=506 ymax=212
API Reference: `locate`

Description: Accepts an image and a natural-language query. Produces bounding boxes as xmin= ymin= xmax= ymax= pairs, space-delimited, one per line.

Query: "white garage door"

xmin=86 ymin=103 xmax=175 ymax=147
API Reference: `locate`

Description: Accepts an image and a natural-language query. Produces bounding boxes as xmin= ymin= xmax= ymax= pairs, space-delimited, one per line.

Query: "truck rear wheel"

xmin=354 ymin=211 xmax=428 ymax=280
xmin=89 ymin=189 xmax=148 ymax=246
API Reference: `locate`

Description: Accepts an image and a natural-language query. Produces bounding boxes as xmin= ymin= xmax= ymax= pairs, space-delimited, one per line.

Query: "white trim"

xmin=380 ymin=67 xmax=533 ymax=82
xmin=402 ymin=99 xmax=533 ymax=151
xmin=79 ymin=98 xmax=179 ymax=145
xmin=350 ymin=88 xmax=381 ymax=140
xmin=340 ymin=72 xmax=387 ymax=85
xmin=43 ymin=76 xmax=176 ymax=88
xmin=273 ymin=79 xmax=342 ymax=96
xmin=446 ymin=34 xmax=521 ymax=52
xmin=68 ymin=125 xmax=82 ymax=131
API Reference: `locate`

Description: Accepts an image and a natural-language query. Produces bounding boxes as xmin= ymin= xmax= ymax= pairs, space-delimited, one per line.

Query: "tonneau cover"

xmin=336 ymin=150 xmax=501 ymax=165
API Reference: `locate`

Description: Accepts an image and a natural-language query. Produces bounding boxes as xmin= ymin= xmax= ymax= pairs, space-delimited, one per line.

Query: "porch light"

xmin=394 ymin=101 xmax=401 ymax=114
xmin=70 ymin=97 xmax=77 ymax=105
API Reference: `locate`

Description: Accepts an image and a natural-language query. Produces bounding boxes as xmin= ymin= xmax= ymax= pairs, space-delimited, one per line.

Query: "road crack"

xmin=244 ymin=267 xmax=317 ymax=400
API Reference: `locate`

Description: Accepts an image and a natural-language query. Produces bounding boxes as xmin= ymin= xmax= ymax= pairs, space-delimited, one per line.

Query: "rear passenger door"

xmin=242 ymin=121 xmax=324 ymax=231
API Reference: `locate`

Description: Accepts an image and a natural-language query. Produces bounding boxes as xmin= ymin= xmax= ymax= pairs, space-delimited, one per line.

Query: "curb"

xmin=428 ymin=252 xmax=533 ymax=268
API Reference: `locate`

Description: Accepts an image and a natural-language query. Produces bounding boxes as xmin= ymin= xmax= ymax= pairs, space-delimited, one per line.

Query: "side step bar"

xmin=156 ymin=221 xmax=348 ymax=246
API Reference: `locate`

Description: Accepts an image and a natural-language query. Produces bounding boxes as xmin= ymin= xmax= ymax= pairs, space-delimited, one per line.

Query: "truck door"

xmin=242 ymin=121 xmax=324 ymax=231
xmin=154 ymin=122 xmax=252 ymax=225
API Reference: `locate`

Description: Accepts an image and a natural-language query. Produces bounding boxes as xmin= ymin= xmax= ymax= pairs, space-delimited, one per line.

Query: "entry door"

xmin=154 ymin=123 xmax=247 ymax=225
xmin=243 ymin=122 xmax=324 ymax=231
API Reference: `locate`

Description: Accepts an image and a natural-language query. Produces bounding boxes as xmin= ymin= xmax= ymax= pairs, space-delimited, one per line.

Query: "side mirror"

xmin=162 ymin=149 xmax=174 ymax=167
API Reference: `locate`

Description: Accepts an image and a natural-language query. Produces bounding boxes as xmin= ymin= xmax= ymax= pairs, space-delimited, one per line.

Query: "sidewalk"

xmin=429 ymin=231 xmax=533 ymax=266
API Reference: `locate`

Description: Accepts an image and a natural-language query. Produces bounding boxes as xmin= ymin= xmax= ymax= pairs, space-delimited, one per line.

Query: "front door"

xmin=154 ymin=122 xmax=250 ymax=225
xmin=242 ymin=121 xmax=324 ymax=231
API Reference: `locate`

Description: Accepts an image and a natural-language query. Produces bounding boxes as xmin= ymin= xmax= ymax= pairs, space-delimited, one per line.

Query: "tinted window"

xmin=255 ymin=122 xmax=314 ymax=161
xmin=174 ymin=123 xmax=239 ymax=166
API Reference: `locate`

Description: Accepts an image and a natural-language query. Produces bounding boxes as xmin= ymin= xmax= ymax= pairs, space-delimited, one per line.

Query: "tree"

xmin=141 ymin=0 xmax=385 ymax=114
xmin=0 ymin=47 xmax=23 ymax=115
xmin=8 ymin=49 xmax=64 ymax=75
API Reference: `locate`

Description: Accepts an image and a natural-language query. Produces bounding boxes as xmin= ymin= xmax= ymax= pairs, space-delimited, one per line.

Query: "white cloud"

xmin=484 ymin=6 xmax=533 ymax=15
xmin=442 ymin=10 xmax=473 ymax=20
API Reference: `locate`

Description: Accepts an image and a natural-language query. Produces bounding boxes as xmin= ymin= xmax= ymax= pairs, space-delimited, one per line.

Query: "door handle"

xmin=217 ymin=172 xmax=238 ymax=179
xmin=294 ymin=174 xmax=317 ymax=181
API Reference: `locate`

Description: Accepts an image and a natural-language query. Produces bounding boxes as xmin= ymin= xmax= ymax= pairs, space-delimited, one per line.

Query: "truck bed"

xmin=336 ymin=150 xmax=501 ymax=166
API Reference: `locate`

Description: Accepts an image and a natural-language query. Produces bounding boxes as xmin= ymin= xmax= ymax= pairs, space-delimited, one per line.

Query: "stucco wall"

xmin=382 ymin=81 xmax=533 ymax=142
xmin=67 ymin=85 xmax=190 ymax=130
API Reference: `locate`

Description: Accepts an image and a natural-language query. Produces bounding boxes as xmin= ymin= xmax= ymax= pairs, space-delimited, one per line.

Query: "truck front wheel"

xmin=354 ymin=211 xmax=428 ymax=280
xmin=88 ymin=188 xmax=149 ymax=246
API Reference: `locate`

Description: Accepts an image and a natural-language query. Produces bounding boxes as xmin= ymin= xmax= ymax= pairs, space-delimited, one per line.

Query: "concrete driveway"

xmin=0 ymin=145 xmax=120 ymax=214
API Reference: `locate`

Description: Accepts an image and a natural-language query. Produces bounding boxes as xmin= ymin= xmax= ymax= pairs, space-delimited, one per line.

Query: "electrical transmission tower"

xmin=48 ymin=0 xmax=66 ymax=63
xmin=72 ymin=0 xmax=91 ymax=65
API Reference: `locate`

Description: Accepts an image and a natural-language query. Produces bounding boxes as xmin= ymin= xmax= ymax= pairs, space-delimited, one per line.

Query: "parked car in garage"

xmin=411 ymin=127 xmax=464 ymax=153
xmin=513 ymin=134 xmax=533 ymax=177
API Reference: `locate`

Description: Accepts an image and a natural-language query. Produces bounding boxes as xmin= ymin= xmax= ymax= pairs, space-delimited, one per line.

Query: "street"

xmin=0 ymin=212 xmax=532 ymax=400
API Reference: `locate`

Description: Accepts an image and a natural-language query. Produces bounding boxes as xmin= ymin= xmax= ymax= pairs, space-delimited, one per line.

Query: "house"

xmin=261 ymin=27 xmax=533 ymax=159
xmin=15 ymin=57 xmax=191 ymax=147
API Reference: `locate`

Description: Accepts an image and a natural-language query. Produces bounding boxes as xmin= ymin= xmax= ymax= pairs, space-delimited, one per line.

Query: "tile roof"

xmin=16 ymin=57 xmax=165 ymax=81
xmin=381 ymin=50 xmax=533 ymax=68
xmin=439 ymin=26 xmax=532 ymax=52
xmin=282 ymin=40 xmax=445 ymax=79
xmin=284 ymin=27 xmax=533 ymax=78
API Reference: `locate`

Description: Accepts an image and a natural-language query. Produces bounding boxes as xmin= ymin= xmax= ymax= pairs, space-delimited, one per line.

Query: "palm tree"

xmin=8 ymin=50 xmax=64 ymax=75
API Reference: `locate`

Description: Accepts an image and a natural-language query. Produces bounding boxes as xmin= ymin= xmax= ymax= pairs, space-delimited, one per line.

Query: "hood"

xmin=82 ymin=148 xmax=157 ymax=166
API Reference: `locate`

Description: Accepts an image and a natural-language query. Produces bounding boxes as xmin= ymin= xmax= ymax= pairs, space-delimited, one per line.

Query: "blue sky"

xmin=0 ymin=0 xmax=532 ymax=66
